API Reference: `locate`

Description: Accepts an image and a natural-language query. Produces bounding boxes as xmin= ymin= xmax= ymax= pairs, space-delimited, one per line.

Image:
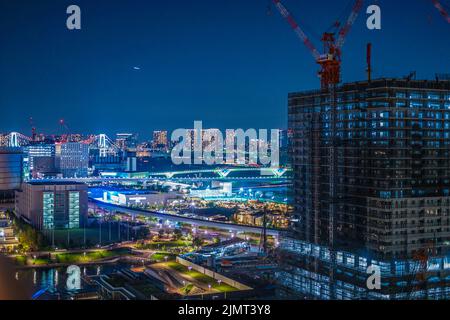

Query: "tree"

xmin=173 ymin=228 xmax=183 ymax=240
xmin=192 ymin=237 xmax=203 ymax=248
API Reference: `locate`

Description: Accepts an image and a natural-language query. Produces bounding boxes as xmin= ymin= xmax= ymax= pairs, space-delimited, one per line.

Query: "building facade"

xmin=24 ymin=143 xmax=56 ymax=178
xmin=278 ymin=78 xmax=450 ymax=299
xmin=0 ymin=148 xmax=23 ymax=203
xmin=15 ymin=182 xmax=88 ymax=230
xmin=115 ymin=133 xmax=138 ymax=151
xmin=58 ymin=142 xmax=89 ymax=178
xmin=102 ymin=190 xmax=179 ymax=207
xmin=152 ymin=130 xmax=168 ymax=150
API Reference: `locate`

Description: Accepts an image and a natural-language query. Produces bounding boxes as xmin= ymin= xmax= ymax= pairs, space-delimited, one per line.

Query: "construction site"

xmin=269 ymin=0 xmax=450 ymax=299
xmin=0 ymin=0 xmax=449 ymax=304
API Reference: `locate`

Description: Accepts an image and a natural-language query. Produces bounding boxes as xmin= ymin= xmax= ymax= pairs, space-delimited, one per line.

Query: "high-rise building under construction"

xmin=278 ymin=78 xmax=450 ymax=299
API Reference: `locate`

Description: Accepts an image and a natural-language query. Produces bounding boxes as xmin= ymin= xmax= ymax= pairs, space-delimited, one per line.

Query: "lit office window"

xmin=68 ymin=191 xmax=80 ymax=229
xmin=43 ymin=192 xmax=54 ymax=229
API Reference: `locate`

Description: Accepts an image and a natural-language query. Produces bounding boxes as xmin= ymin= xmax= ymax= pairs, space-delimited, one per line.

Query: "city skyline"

xmin=1 ymin=0 xmax=450 ymax=136
xmin=1 ymin=0 xmax=450 ymax=303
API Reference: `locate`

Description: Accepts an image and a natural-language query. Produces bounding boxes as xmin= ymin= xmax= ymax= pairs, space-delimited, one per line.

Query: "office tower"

xmin=24 ymin=143 xmax=56 ymax=177
xmin=152 ymin=130 xmax=168 ymax=150
xmin=225 ymin=129 xmax=237 ymax=164
xmin=0 ymin=134 xmax=8 ymax=147
xmin=278 ymin=78 xmax=450 ymax=300
xmin=279 ymin=129 xmax=289 ymax=150
xmin=203 ymin=129 xmax=221 ymax=148
xmin=58 ymin=142 xmax=89 ymax=178
xmin=15 ymin=181 xmax=88 ymax=230
xmin=115 ymin=133 xmax=138 ymax=151
xmin=0 ymin=148 xmax=23 ymax=203
xmin=125 ymin=153 xmax=137 ymax=172
xmin=32 ymin=157 xmax=58 ymax=178
xmin=181 ymin=128 xmax=223 ymax=164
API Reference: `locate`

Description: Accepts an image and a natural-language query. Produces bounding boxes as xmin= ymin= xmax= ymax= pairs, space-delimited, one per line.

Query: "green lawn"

xmin=15 ymin=255 xmax=27 ymax=265
xmin=136 ymin=240 xmax=192 ymax=250
xmin=55 ymin=248 xmax=129 ymax=264
xmin=150 ymin=252 xmax=175 ymax=262
xmin=181 ymin=283 xmax=195 ymax=295
xmin=15 ymin=255 xmax=51 ymax=266
xmin=29 ymin=257 xmax=52 ymax=265
xmin=164 ymin=261 xmax=236 ymax=292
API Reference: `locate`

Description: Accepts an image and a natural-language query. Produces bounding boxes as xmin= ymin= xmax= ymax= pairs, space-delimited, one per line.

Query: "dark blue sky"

xmin=0 ymin=0 xmax=449 ymax=139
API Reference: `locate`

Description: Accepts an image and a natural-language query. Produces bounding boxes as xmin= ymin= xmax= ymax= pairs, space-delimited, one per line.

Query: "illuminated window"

xmin=69 ymin=191 xmax=80 ymax=229
xmin=43 ymin=192 xmax=54 ymax=229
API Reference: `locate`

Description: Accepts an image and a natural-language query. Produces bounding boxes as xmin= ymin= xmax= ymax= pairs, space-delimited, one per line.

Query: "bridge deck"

xmin=90 ymin=199 xmax=281 ymax=237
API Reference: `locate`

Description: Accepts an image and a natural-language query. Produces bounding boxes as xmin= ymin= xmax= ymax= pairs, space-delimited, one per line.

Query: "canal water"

xmin=14 ymin=263 xmax=130 ymax=300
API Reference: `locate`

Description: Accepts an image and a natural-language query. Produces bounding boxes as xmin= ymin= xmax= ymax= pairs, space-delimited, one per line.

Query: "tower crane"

xmin=431 ymin=0 xmax=450 ymax=23
xmin=271 ymin=0 xmax=364 ymax=297
xmin=271 ymin=0 xmax=364 ymax=88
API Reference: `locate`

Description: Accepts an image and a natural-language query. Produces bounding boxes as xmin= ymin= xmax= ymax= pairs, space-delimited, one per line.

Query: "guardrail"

xmin=176 ymin=256 xmax=252 ymax=291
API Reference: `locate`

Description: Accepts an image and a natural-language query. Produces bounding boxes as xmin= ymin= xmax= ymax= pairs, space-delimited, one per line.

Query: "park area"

xmin=135 ymin=239 xmax=192 ymax=251
xmin=54 ymin=248 xmax=129 ymax=264
xmin=155 ymin=261 xmax=237 ymax=294
xmin=14 ymin=248 xmax=130 ymax=266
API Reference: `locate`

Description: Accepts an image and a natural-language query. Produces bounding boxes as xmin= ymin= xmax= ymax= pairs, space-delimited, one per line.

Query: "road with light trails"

xmin=90 ymin=199 xmax=281 ymax=237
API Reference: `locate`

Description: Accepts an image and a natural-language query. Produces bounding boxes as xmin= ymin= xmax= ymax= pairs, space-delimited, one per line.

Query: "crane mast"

xmin=271 ymin=0 xmax=364 ymax=298
xmin=431 ymin=0 xmax=450 ymax=23
xmin=271 ymin=0 xmax=320 ymax=60
xmin=272 ymin=0 xmax=363 ymax=88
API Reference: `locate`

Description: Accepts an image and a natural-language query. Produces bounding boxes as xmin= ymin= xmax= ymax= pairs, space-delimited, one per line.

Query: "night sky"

xmin=0 ymin=0 xmax=449 ymax=139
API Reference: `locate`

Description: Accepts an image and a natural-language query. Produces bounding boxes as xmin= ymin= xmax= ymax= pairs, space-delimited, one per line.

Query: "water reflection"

xmin=0 ymin=256 xmax=31 ymax=299
xmin=14 ymin=263 xmax=123 ymax=299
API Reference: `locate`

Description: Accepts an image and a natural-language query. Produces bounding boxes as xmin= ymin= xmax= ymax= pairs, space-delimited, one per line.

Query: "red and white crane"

xmin=431 ymin=0 xmax=450 ymax=23
xmin=271 ymin=0 xmax=364 ymax=88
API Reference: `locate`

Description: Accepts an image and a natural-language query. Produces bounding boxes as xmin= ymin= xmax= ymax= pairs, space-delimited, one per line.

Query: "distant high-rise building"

xmin=24 ymin=144 xmax=56 ymax=177
xmin=0 ymin=148 xmax=23 ymax=203
xmin=33 ymin=157 xmax=58 ymax=178
xmin=279 ymin=129 xmax=289 ymax=150
xmin=15 ymin=181 xmax=88 ymax=230
xmin=125 ymin=155 xmax=137 ymax=172
xmin=152 ymin=130 xmax=168 ymax=150
xmin=115 ymin=133 xmax=138 ymax=151
xmin=225 ymin=129 xmax=236 ymax=164
xmin=58 ymin=142 xmax=89 ymax=178
xmin=136 ymin=143 xmax=151 ymax=157
xmin=278 ymin=78 xmax=450 ymax=300
xmin=202 ymin=128 xmax=221 ymax=151
xmin=0 ymin=134 xmax=8 ymax=147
